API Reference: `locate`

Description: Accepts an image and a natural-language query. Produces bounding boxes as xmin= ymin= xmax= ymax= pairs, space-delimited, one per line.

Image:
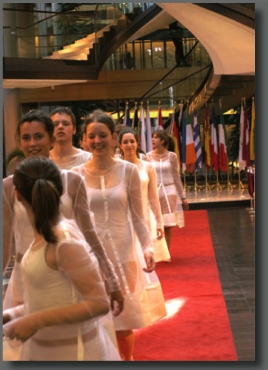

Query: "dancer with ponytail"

xmin=3 ymin=157 xmax=121 ymax=360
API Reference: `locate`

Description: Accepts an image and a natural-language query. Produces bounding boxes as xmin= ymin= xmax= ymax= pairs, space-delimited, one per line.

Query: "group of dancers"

xmin=3 ymin=107 xmax=188 ymax=361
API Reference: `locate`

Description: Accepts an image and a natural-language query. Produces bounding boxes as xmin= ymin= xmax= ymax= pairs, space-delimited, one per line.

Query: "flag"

xmin=218 ymin=106 xmax=228 ymax=172
xmin=238 ymin=102 xmax=250 ymax=170
xmin=193 ymin=108 xmax=202 ymax=171
xmin=170 ymin=109 xmax=181 ymax=166
xmin=210 ymin=105 xmax=219 ymax=172
xmin=132 ymin=103 xmax=139 ymax=131
xmin=123 ymin=103 xmax=131 ymax=127
xmin=242 ymin=104 xmax=250 ymax=167
xmin=180 ymin=106 xmax=186 ymax=172
xmin=249 ymin=98 xmax=255 ymax=161
xmin=181 ymin=107 xmax=196 ymax=173
xmin=140 ymin=104 xmax=146 ymax=153
xmin=204 ymin=105 xmax=211 ymax=169
xmin=157 ymin=104 xmax=163 ymax=129
xmin=146 ymin=104 xmax=152 ymax=152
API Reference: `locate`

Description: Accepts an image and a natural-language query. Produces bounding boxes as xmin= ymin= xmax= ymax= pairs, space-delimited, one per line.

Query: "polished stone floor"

xmin=191 ymin=189 xmax=255 ymax=361
xmin=208 ymin=207 xmax=255 ymax=361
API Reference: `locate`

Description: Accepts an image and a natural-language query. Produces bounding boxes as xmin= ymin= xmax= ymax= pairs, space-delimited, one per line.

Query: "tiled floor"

xmin=189 ymin=188 xmax=255 ymax=361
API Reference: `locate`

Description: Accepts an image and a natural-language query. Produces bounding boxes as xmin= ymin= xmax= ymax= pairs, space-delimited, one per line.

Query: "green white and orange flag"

xmin=250 ymin=97 xmax=255 ymax=161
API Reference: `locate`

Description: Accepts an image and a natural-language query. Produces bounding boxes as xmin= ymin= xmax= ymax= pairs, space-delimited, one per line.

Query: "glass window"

xmin=151 ymin=41 xmax=164 ymax=68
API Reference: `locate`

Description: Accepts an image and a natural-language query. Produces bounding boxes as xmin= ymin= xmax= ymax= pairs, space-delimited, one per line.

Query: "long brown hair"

xmin=13 ymin=157 xmax=63 ymax=244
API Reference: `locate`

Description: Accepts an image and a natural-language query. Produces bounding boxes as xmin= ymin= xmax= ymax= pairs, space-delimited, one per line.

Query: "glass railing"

xmin=102 ymin=35 xmax=211 ymax=110
xmin=3 ymin=3 xmax=155 ymax=60
xmin=3 ymin=3 xmax=212 ymax=113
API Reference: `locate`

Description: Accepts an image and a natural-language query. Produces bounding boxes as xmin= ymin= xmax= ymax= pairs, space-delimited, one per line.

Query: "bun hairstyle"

xmin=13 ymin=157 xmax=63 ymax=244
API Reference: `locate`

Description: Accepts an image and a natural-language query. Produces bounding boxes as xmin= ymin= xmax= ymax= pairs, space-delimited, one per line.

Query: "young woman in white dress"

xmin=147 ymin=130 xmax=189 ymax=256
xmin=71 ymin=110 xmax=166 ymax=361
xmin=118 ymin=128 xmax=170 ymax=262
xmin=3 ymin=156 xmax=121 ymax=361
xmin=3 ymin=110 xmax=123 ymax=316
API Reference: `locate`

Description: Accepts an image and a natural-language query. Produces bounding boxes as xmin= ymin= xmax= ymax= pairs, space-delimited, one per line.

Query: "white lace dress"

xmin=147 ymin=151 xmax=185 ymax=227
xmin=72 ymin=160 xmax=167 ymax=330
xmin=3 ymin=170 xmax=120 ymax=310
xmin=136 ymin=160 xmax=170 ymax=262
xmin=6 ymin=219 xmax=121 ymax=361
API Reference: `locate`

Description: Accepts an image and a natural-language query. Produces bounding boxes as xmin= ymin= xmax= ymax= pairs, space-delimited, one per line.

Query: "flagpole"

xmin=215 ymin=171 xmax=222 ymax=190
xmin=193 ymin=171 xmax=201 ymax=192
xmin=239 ymin=170 xmax=245 ymax=190
xmin=226 ymin=154 xmax=233 ymax=190
xmin=183 ymin=172 xmax=190 ymax=192
xmin=204 ymin=167 xmax=211 ymax=191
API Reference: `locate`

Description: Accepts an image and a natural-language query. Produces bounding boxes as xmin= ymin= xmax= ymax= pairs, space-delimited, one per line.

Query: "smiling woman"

xmin=71 ymin=110 xmax=166 ymax=361
xmin=3 ymin=110 xmax=125 ymax=357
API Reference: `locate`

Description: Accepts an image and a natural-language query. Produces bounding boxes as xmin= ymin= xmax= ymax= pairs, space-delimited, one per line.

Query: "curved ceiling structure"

xmin=158 ymin=3 xmax=255 ymax=76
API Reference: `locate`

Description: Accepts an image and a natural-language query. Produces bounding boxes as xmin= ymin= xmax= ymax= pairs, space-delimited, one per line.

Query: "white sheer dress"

xmin=136 ymin=160 xmax=170 ymax=262
xmin=3 ymin=170 xmax=120 ymax=310
xmin=72 ymin=160 xmax=167 ymax=330
xmin=4 ymin=218 xmax=121 ymax=361
xmin=147 ymin=151 xmax=185 ymax=227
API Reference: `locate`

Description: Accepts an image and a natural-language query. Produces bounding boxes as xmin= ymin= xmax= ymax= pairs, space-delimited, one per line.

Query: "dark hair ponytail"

xmin=13 ymin=157 xmax=63 ymax=244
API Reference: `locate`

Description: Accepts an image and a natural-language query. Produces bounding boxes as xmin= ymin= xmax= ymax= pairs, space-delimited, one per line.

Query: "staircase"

xmin=43 ymin=15 xmax=129 ymax=63
xmin=42 ymin=4 xmax=162 ymax=73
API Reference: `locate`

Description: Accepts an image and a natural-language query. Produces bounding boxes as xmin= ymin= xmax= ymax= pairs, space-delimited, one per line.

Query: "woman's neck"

xmin=154 ymin=147 xmax=167 ymax=155
xmin=123 ymin=152 xmax=139 ymax=164
xmin=86 ymin=155 xmax=116 ymax=172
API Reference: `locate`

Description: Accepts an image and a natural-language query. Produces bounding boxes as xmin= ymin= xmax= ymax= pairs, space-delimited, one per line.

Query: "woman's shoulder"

xmin=3 ymin=174 xmax=14 ymax=188
xmin=76 ymin=148 xmax=92 ymax=162
xmin=168 ymin=151 xmax=179 ymax=162
xmin=141 ymin=159 xmax=154 ymax=171
xmin=3 ymin=175 xmax=15 ymax=201
xmin=60 ymin=168 xmax=86 ymax=189
xmin=56 ymin=218 xmax=85 ymax=244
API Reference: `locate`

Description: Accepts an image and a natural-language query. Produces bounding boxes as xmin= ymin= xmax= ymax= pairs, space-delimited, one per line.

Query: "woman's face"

xmin=19 ymin=121 xmax=53 ymax=158
xmin=120 ymin=132 xmax=138 ymax=156
xmin=85 ymin=122 xmax=114 ymax=157
xmin=152 ymin=134 xmax=163 ymax=150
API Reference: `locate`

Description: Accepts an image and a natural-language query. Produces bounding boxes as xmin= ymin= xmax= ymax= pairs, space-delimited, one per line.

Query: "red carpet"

xmin=133 ymin=210 xmax=238 ymax=361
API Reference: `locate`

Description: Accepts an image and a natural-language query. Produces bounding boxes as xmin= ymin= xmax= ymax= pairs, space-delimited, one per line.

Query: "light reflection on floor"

xmin=185 ymin=188 xmax=252 ymax=204
xmin=163 ymin=298 xmax=187 ymax=319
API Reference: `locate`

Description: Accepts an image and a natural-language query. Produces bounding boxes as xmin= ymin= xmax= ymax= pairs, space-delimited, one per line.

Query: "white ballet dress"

xmin=137 ymin=160 xmax=170 ymax=262
xmin=3 ymin=170 xmax=120 ymax=311
xmin=10 ymin=219 xmax=121 ymax=361
xmin=72 ymin=160 xmax=167 ymax=330
xmin=147 ymin=151 xmax=185 ymax=227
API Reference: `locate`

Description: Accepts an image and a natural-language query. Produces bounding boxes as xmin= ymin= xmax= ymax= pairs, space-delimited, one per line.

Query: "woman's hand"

xmin=3 ymin=312 xmax=11 ymax=325
xmin=182 ymin=199 xmax=189 ymax=210
xmin=110 ymin=290 xmax=124 ymax=317
xmin=4 ymin=316 xmax=38 ymax=343
xmin=156 ymin=228 xmax=165 ymax=240
xmin=143 ymin=251 xmax=155 ymax=273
